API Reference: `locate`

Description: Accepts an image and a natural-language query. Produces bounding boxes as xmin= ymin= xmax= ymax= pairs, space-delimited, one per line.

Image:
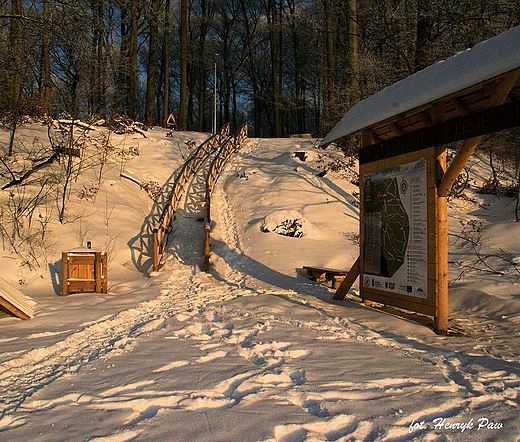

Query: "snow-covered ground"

xmin=1 ymin=124 xmax=519 ymax=441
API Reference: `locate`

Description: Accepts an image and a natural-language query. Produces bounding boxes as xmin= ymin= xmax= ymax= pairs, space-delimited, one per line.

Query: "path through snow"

xmin=0 ymin=137 xmax=519 ymax=441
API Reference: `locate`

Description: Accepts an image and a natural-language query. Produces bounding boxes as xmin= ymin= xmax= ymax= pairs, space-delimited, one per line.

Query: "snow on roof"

xmin=322 ymin=25 xmax=520 ymax=146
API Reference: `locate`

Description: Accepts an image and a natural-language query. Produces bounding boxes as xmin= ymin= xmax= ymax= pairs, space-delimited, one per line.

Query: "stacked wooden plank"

xmin=0 ymin=277 xmax=35 ymax=320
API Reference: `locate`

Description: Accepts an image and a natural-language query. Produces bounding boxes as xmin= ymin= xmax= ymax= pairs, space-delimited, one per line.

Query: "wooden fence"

xmin=203 ymin=123 xmax=248 ymax=271
xmin=152 ymin=124 xmax=230 ymax=271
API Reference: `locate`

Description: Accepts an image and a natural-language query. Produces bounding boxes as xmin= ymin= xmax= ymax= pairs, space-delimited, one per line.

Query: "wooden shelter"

xmin=322 ymin=26 xmax=520 ymax=335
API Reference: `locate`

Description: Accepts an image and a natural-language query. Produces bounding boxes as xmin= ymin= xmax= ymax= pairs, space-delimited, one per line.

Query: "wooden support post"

xmin=432 ymin=103 xmax=448 ymax=335
xmin=435 ymin=190 xmax=448 ymax=335
xmin=438 ymin=137 xmax=481 ymax=197
xmin=333 ymin=256 xmax=360 ymax=300
xmin=152 ymin=228 xmax=159 ymax=272
xmin=95 ymin=251 xmax=102 ymax=293
xmin=101 ymin=252 xmax=108 ymax=293
xmin=360 ymin=129 xmax=374 ymax=307
xmin=203 ymin=223 xmax=211 ymax=272
xmin=62 ymin=252 xmax=69 ymax=296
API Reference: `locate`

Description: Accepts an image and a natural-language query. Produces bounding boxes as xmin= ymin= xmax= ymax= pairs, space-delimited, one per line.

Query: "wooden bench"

xmin=303 ymin=266 xmax=348 ymax=289
xmin=290 ymin=133 xmax=312 ymax=139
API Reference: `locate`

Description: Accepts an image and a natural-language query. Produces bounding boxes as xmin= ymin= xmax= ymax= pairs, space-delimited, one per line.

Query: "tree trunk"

xmin=323 ymin=0 xmax=336 ymax=124
xmin=179 ymin=0 xmax=188 ymax=130
xmin=348 ymin=0 xmax=359 ymax=105
xmin=145 ymin=0 xmax=160 ymax=126
xmin=8 ymin=0 xmax=23 ymax=106
xmin=8 ymin=0 xmax=23 ymax=156
xmin=415 ymin=0 xmax=432 ymax=72
xmin=239 ymin=0 xmax=261 ymax=137
xmin=197 ymin=59 xmax=206 ymax=132
xmin=91 ymin=0 xmax=106 ymax=119
xmin=188 ymin=61 xmax=195 ymax=129
xmin=129 ymin=0 xmax=138 ymax=120
xmin=197 ymin=0 xmax=210 ymax=132
xmin=267 ymin=0 xmax=282 ymax=137
xmin=162 ymin=0 xmax=171 ymax=126
xmin=41 ymin=0 xmax=52 ymax=113
xmin=515 ymin=164 xmax=520 ymax=222
xmin=288 ymin=0 xmax=305 ymax=134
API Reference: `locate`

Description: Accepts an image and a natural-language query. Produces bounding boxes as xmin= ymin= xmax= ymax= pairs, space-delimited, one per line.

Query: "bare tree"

xmin=263 ymin=0 xmax=282 ymax=137
xmin=162 ymin=0 xmax=172 ymax=126
xmin=178 ymin=0 xmax=188 ymax=130
xmin=145 ymin=0 xmax=161 ymax=126
xmin=41 ymin=0 xmax=52 ymax=113
xmin=239 ymin=0 xmax=262 ymax=137
xmin=6 ymin=0 xmax=24 ymax=156
xmin=322 ymin=0 xmax=335 ymax=125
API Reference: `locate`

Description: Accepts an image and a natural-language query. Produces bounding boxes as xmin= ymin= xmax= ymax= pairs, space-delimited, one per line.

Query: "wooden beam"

xmin=152 ymin=228 xmax=159 ymax=272
xmin=360 ymin=99 xmax=520 ymax=165
xmin=390 ymin=122 xmax=404 ymax=137
xmin=102 ymin=252 xmax=108 ymax=293
xmin=438 ymin=70 xmax=519 ymax=197
xmin=333 ymin=256 xmax=360 ymax=300
xmin=485 ymin=70 xmax=520 ymax=106
xmin=361 ymin=128 xmax=374 ymax=146
xmin=62 ymin=252 xmax=69 ymax=296
xmin=438 ymin=136 xmax=481 ymax=197
xmin=435 ymin=186 xmax=448 ymax=335
xmin=449 ymin=97 xmax=469 ymax=116
xmin=95 ymin=251 xmax=102 ymax=293
xmin=417 ymin=111 xmax=431 ymax=126
xmin=431 ymin=102 xmax=449 ymax=335
xmin=203 ymin=223 xmax=211 ymax=272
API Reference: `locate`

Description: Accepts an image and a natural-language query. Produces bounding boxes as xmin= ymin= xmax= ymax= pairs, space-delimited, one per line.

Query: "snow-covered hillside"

xmin=0 ymin=124 xmax=519 ymax=441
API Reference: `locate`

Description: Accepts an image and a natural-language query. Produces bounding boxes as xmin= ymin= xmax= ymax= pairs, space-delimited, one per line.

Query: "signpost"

xmin=166 ymin=113 xmax=178 ymax=137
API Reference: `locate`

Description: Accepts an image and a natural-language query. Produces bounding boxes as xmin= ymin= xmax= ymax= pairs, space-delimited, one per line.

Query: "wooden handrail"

xmin=203 ymin=123 xmax=248 ymax=271
xmin=152 ymin=123 xmax=230 ymax=271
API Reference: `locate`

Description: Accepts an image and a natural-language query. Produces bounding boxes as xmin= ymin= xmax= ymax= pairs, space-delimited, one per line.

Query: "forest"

xmin=1 ymin=0 xmax=519 ymax=138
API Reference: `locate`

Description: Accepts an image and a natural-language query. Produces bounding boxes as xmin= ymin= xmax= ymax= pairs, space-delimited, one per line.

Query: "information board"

xmin=362 ymin=158 xmax=428 ymax=298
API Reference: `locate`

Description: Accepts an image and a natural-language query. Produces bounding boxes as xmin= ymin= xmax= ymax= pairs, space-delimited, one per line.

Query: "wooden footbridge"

xmin=151 ymin=123 xmax=248 ymax=272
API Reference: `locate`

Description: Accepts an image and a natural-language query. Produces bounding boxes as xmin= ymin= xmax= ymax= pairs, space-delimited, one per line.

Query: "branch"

xmin=0 ymin=157 xmax=17 ymax=182
xmin=1 ymin=151 xmax=59 ymax=190
xmin=57 ymin=119 xmax=97 ymax=131
xmin=120 ymin=172 xmax=141 ymax=186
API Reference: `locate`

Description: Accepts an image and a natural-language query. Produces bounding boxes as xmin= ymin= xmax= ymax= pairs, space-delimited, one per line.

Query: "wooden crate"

xmin=62 ymin=249 xmax=107 ymax=296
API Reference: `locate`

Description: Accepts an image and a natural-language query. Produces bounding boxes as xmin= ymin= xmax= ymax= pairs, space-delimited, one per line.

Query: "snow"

xmin=322 ymin=25 xmax=520 ymax=146
xmin=1 ymin=125 xmax=520 ymax=441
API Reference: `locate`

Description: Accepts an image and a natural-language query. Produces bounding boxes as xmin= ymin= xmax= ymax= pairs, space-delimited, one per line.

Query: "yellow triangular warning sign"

xmin=166 ymin=113 xmax=177 ymax=128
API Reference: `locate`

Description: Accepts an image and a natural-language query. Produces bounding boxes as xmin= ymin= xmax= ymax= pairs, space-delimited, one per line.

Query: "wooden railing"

xmin=203 ymin=123 xmax=248 ymax=271
xmin=152 ymin=124 xmax=230 ymax=271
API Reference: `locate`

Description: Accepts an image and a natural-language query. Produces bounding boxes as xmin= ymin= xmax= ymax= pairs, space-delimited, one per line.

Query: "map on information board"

xmin=362 ymin=158 xmax=427 ymax=298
